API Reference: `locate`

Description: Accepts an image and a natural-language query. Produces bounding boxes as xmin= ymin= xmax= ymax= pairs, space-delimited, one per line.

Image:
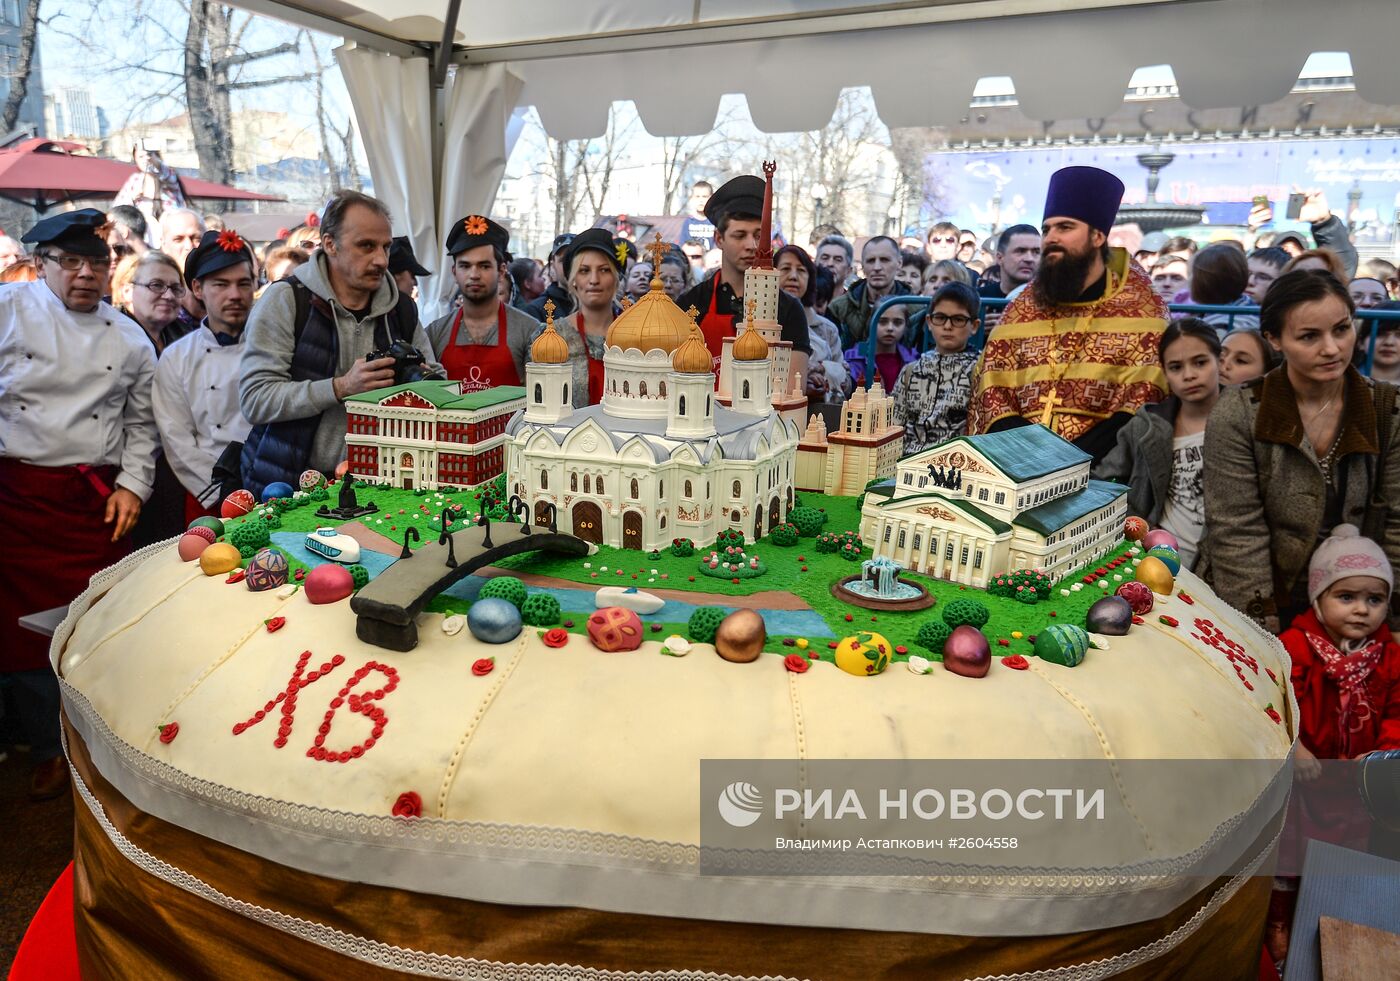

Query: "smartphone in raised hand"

xmin=1286 ymin=193 xmax=1305 ymax=221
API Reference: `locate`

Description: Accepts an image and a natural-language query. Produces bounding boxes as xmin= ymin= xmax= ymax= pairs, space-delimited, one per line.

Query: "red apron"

xmin=698 ymin=280 xmax=735 ymax=378
xmin=439 ymin=304 xmax=522 ymax=391
xmin=0 ymin=460 xmax=130 ymax=673
xmin=569 ymin=313 xmax=606 ymax=404
xmin=184 ymin=491 xmax=218 ymax=526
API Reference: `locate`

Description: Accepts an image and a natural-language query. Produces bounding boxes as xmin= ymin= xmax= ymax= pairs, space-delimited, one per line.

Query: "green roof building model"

xmin=859 ymin=424 xmax=1127 ymax=587
xmin=343 ymin=381 xmax=526 ymax=491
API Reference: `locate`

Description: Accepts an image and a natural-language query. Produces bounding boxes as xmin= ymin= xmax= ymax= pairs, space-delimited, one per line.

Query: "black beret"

xmin=22 ymin=208 xmax=109 ymax=258
xmin=388 ymin=236 xmax=431 ymax=276
xmin=445 ymin=214 xmax=511 ymax=262
xmin=563 ymin=227 xmax=623 ymax=276
xmin=703 ymin=175 xmax=765 ymax=226
xmin=183 ymin=229 xmax=255 ymax=287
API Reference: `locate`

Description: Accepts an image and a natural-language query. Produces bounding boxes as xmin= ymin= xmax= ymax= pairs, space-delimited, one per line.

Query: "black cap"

xmin=703 ymin=175 xmax=765 ymax=226
xmin=563 ymin=227 xmax=623 ymax=276
xmin=22 ymin=208 xmax=109 ymax=258
xmin=549 ymin=232 xmax=576 ymax=258
xmin=389 ymin=236 xmax=431 ymax=277
xmin=444 ymin=214 xmax=511 ymax=262
xmin=183 ymin=229 xmax=254 ymax=287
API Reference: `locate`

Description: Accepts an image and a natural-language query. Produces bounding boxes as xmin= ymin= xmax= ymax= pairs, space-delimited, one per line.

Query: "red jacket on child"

xmin=1280 ymin=607 xmax=1400 ymax=759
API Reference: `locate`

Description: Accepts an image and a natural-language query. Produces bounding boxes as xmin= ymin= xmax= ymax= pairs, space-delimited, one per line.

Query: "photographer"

xmin=239 ymin=190 xmax=442 ymax=499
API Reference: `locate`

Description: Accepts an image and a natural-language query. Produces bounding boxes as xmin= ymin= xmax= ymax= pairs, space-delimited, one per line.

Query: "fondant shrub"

xmin=479 ymin=576 xmax=527 ymax=610
xmin=768 ymin=523 xmax=799 ymax=547
xmin=346 ymin=564 xmax=370 ymax=590
xmin=941 ymin=598 xmax=990 ymax=630
xmin=916 ymin=619 xmax=952 ymax=653
xmin=788 ymin=506 xmax=826 ymax=537
xmin=669 ymin=537 xmax=695 ymax=557
xmin=713 ymin=529 xmax=745 ymax=549
xmin=688 ymin=606 xmax=728 ymax=643
xmin=520 ymin=593 xmax=562 ymax=626
xmin=228 ymin=519 xmax=271 ymax=558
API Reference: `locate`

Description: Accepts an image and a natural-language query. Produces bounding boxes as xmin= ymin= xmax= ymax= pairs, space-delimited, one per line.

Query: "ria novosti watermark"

xmin=699 ymin=758 xmax=1399 ymax=878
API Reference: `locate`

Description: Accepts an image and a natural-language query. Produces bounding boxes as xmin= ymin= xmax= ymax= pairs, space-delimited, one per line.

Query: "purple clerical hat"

xmin=1042 ymin=166 xmax=1125 ymax=233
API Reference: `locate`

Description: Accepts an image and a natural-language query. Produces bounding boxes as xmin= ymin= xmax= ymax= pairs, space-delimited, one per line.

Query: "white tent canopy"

xmin=231 ymin=0 xmax=1400 ymax=317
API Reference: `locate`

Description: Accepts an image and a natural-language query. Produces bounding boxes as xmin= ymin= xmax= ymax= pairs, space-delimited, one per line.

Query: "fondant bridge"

xmin=351 ymin=503 xmax=594 ymax=651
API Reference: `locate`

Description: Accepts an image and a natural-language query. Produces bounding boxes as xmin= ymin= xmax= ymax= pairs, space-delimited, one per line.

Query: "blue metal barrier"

xmin=853 ymin=294 xmax=1400 ymax=389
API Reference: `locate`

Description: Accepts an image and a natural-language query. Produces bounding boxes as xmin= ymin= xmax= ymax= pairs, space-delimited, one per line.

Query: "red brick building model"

xmin=344 ymin=382 xmax=526 ymax=490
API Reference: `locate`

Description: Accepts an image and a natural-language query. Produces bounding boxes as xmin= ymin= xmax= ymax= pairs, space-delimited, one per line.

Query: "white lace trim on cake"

xmin=66 ymin=742 xmax=1276 ymax=981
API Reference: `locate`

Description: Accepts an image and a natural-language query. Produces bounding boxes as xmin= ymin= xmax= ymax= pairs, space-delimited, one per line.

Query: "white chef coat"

xmin=153 ymin=323 xmax=252 ymax=504
xmin=0 ymin=279 xmax=158 ymax=499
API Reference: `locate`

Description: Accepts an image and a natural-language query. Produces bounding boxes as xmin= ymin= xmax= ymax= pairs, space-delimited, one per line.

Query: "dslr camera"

xmin=366 ymin=340 xmax=440 ymax=384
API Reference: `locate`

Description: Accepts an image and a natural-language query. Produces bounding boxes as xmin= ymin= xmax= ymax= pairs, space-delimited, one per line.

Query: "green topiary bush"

xmin=987 ymin=568 xmax=1053 ymax=604
xmin=670 ymin=537 xmax=696 ymax=557
xmin=916 ymin=619 xmax=952 ymax=653
xmin=346 ymin=564 xmax=370 ymax=590
xmin=839 ymin=540 xmax=863 ymax=561
xmin=942 ymin=598 xmax=991 ymax=630
xmin=688 ymin=606 xmax=728 ymax=643
xmin=228 ymin=519 xmax=270 ymax=558
xmin=788 ymin=506 xmax=826 ymax=537
xmin=520 ymin=593 xmax=561 ymax=626
xmin=310 ymin=486 xmax=329 ymax=502
xmin=699 ymin=546 xmax=767 ymax=579
xmin=768 ymin=523 xmax=800 ymax=547
xmin=713 ymin=528 xmax=745 ymax=549
xmin=815 ymin=531 xmax=842 ymax=553
xmin=479 ymin=576 xmax=527 ymax=610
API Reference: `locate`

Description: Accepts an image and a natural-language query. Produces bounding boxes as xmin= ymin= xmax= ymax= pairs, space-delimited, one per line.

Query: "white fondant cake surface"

xmin=56 ymin=540 xmax=1296 ymax=936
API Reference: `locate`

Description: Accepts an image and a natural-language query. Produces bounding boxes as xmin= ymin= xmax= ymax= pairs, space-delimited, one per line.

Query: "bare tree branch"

xmin=2 ymin=0 xmax=43 ymax=135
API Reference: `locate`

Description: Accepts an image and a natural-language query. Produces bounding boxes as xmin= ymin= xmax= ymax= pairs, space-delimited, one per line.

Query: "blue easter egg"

xmin=1145 ymin=545 xmax=1181 ymax=576
xmin=261 ymin=481 xmax=295 ymax=502
xmin=468 ymin=597 xmax=523 ymax=644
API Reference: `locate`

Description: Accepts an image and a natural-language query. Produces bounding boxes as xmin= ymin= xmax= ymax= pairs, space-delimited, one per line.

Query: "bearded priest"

xmin=967 ymin=166 xmax=1168 ymax=464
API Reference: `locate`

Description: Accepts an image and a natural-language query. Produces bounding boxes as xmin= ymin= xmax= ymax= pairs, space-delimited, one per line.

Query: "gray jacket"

xmin=1201 ymin=368 xmax=1400 ymax=630
xmin=1093 ymin=397 xmax=1178 ymax=529
xmin=239 ymin=251 xmax=443 ymax=475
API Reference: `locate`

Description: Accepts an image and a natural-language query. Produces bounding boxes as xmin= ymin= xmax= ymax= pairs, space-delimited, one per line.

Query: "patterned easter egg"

xmin=1115 ymin=581 xmax=1156 ymax=615
xmin=1142 ymin=529 xmax=1179 ymax=551
xmin=1033 ymin=624 xmax=1090 ymax=667
xmin=587 ymin=606 xmax=643 ymax=652
xmin=261 ymin=481 xmax=295 ymax=503
xmin=184 ymin=524 xmax=217 ymax=545
xmin=177 ymin=532 xmax=212 ymax=562
xmin=1134 ymin=556 xmax=1176 ymax=596
xmin=837 ymin=630 xmax=894 ymax=677
xmin=1145 ymin=545 xmax=1181 ymax=576
xmin=198 ymin=542 xmax=241 ymax=576
xmin=1086 ymin=596 xmax=1133 ymax=636
xmin=1123 ymin=516 xmax=1149 ymax=542
xmin=470 ymin=597 xmax=525 ymax=644
xmin=298 ymin=469 xmax=328 ymax=491
xmin=245 ymin=548 xmax=289 ymax=592
xmin=188 ymin=516 xmax=224 ymax=537
xmin=220 ymin=489 xmax=255 ymax=519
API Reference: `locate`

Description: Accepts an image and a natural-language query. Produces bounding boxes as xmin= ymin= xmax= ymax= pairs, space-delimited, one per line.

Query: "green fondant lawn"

xmin=222 ymin=484 xmax=1140 ymax=666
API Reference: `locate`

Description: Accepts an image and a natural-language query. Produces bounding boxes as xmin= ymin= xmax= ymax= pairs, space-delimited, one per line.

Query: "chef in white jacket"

xmin=153 ymin=229 xmax=255 ymax=517
xmin=0 ymin=207 xmax=158 ymax=800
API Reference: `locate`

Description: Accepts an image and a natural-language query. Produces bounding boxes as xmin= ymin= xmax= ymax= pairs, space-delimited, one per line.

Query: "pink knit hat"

xmin=1307 ymin=524 xmax=1393 ymax=604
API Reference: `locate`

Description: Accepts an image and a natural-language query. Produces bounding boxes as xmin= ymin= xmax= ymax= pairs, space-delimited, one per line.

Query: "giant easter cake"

xmin=53 ymin=451 xmax=1297 ymax=979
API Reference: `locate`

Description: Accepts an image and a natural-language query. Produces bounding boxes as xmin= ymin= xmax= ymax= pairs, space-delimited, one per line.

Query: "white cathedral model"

xmin=504 ymin=226 xmax=802 ymax=551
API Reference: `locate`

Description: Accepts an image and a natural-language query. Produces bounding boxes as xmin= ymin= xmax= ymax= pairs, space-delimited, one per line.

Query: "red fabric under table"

xmin=9 ymin=862 xmax=79 ymax=981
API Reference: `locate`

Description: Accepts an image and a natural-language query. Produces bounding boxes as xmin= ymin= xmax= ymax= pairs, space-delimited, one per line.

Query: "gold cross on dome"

xmin=746 ymin=298 xmax=757 ymax=324
xmin=644 ymin=232 xmax=669 ymax=271
xmin=1038 ymin=387 xmax=1063 ymax=428
xmin=543 ymin=298 xmax=556 ymax=327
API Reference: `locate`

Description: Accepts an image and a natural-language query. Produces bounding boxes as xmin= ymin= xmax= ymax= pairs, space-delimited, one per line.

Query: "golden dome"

xmin=530 ymin=304 xmax=570 ymax=364
xmin=733 ymin=322 xmax=769 ymax=361
xmin=672 ymin=327 xmax=713 ymax=374
xmin=604 ymin=283 xmax=694 ymax=354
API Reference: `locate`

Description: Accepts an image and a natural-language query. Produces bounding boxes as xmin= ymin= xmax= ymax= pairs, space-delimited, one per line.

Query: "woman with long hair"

xmin=1203 ymin=270 xmax=1400 ymax=631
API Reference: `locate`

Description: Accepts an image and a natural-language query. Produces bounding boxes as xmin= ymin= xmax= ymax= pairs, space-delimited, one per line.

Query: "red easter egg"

xmin=305 ymin=564 xmax=354 ymax=605
xmin=220 ymin=489 xmax=256 ymax=518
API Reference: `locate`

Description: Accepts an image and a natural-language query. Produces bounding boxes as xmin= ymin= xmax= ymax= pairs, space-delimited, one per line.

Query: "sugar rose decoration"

xmin=392 ymin=791 xmax=422 ymax=819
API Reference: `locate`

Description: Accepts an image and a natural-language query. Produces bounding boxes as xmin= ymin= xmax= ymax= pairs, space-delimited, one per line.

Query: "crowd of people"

xmin=2 ymin=168 xmax=1399 ymax=964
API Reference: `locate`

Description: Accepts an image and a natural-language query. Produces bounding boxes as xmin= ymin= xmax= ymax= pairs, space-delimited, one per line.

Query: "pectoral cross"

xmin=1038 ymin=387 xmax=1063 ymax=429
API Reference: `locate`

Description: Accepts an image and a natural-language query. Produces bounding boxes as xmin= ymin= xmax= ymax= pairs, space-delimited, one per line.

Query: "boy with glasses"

xmin=890 ymin=282 xmax=982 ymax=453
xmin=0 ymin=209 xmax=158 ymax=800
